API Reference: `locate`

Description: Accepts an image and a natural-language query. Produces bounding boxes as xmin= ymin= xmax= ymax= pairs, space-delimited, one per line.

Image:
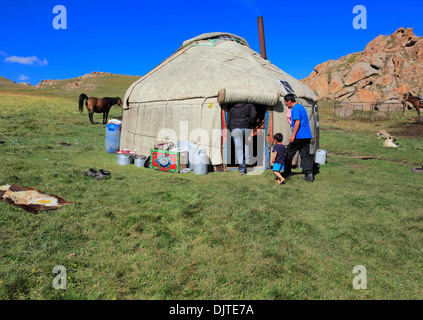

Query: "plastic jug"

xmin=315 ymin=149 xmax=327 ymax=165
xmin=192 ymin=149 xmax=209 ymax=175
xmin=105 ymin=123 xmax=121 ymax=153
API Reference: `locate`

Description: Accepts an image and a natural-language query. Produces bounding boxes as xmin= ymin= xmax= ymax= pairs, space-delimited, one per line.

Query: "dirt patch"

xmin=348 ymin=164 xmax=367 ymax=170
xmin=329 ymin=150 xmax=421 ymax=166
xmin=319 ymin=127 xmax=343 ymax=131
xmin=329 ymin=151 xmax=377 ymax=160
xmin=389 ymin=119 xmax=423 ymax=138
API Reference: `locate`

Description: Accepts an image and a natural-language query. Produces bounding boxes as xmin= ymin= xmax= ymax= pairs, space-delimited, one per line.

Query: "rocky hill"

xmin=301 ymin=28 xmax=423 ymax=104
xmin=35 ymin=71 xmax=117 ymax=90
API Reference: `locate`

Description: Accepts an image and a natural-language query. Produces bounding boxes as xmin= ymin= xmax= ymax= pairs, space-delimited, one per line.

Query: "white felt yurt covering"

xmin=121 ymin=32 xmax=319 ymax=166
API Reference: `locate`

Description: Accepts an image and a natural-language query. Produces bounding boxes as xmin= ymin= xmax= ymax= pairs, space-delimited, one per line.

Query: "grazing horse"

xmin=79 ymin=93 xmax=123 ymax=124
xmin=402 ymin=93 xmax=422 ymax=118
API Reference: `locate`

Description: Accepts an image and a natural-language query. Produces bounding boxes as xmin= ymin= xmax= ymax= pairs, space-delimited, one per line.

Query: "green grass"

xmin=1 ymin=91 xmax=423 ymax=300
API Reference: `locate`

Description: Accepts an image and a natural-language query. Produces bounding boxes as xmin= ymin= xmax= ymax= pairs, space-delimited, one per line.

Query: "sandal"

xmin=83 ymin=168 xmax=98 ymax=177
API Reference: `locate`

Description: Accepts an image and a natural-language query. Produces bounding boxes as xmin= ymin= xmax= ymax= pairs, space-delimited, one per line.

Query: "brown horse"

xmin=402 ymin=93 xmax=422 ymax=118
xmin=79 ymin=93 xmax=123 ymax=124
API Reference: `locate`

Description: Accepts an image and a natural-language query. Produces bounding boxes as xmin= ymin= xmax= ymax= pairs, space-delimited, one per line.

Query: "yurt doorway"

xmin=223 ymin=105 xmax=272 ymax=171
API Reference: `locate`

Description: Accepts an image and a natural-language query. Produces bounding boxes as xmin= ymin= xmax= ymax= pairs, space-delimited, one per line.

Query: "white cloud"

xmin=18 ymin=74 xmax=29 ymax=81
xmin=0 ymin=51 xmax=7 ymax=56
xmin=5 ymin=55 xmax=48 ymax=66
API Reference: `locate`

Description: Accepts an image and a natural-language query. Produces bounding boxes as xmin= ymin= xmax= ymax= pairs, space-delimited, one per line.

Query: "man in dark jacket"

xmin=227 ymin=102 xmax=257 ymax=174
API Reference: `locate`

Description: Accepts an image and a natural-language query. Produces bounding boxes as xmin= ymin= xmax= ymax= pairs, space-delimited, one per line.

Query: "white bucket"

xmin=192 ymin=149 xmax=209 ymax=175
xmin=117 ymin=153 xmax=134 ymax=165
xmin=134 ymin=155 xmax=147 ymax=167
xmin=315 ymin=149 xmax=327 ymax=165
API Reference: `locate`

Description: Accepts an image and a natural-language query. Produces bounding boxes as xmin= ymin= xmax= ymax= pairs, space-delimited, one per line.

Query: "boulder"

xmin=313 ymin=73 xmax=330 ymax=97
xmin=391 ymin=54 xmax=404 ymax=76
xmin=356 ymin=89 xmax=382 ymax=103
xmin=302 ymin=72 xmax=330 ymax=98
xmin=364 ymin=35 xmax=388 ymax=55
xmin=344 ymin=62 xmax=380 ymax=86
xmin=329 ymin=74 xmax=344 ymax=94
xmin=374 ymin=74 xmax=396 ymax=87
xmin=334 ymin=87 xmax=356 ymax=100
xmin=36 ymin=79 xmax=58 ymax=87
xmin=408 ymin=39 xmax=423 ymax=62
xmin=370 ymin=52 xmax=386 ymax=69
xmin=393 ymin=27 xmax=417 ymax=47
xmin=65 ymin=81 xmax=80 ymax=91
xmin=358 ymin=78 xmax=373 ymax=90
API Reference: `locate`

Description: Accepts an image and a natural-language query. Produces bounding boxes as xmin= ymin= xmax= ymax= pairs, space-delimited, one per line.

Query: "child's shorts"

xmin=273 ymin=163 xmax=284 ymax=172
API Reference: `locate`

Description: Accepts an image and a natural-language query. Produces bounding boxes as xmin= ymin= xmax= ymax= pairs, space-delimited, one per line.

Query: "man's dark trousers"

xmin=283 ymin=138 xmax=313 ymax=177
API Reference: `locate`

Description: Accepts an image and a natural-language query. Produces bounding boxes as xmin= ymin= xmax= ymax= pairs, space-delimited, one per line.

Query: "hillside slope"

xmin=301 ymin=28 xmax=423 ymax=104
xmin=0 ymin=76 xmax=28 ymax=89
xmin=0 ymin=72 xmax=140 ymax=99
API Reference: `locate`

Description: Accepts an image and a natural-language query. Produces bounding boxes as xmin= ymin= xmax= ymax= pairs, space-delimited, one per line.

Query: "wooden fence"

xmin=333 ymin=102 xmax=407 ymax=121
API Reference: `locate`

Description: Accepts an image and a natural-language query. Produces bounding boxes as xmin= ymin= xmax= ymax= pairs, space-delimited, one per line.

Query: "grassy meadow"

xmin=1 ymin=80 xmax=423 ymax=300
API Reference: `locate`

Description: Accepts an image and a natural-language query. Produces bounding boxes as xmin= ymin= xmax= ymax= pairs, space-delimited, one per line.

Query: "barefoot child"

xmin=272 ymin=133 xmax=286 ymax=184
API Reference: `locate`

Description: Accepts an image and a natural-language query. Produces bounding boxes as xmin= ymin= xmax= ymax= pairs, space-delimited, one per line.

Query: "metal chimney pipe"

xmin=257 ymin=16 xmax=267 ymax=60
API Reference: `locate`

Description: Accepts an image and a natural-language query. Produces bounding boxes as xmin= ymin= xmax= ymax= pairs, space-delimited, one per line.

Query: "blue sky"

xmin=1 ymin=0 xmax=422 ymax=85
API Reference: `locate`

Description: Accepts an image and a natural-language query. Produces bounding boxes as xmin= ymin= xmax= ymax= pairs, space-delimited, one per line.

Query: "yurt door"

xmin=248 ymin=107 xmax=270 ymax=170
xmin=264 ymin=108 xmax=272 ymax=169
xmin=222 ymin=107 xmax=271 ymax=171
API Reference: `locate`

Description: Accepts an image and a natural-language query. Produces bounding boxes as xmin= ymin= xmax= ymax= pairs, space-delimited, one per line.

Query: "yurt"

xmin=121 ymin=32 xmax=319 ymax=171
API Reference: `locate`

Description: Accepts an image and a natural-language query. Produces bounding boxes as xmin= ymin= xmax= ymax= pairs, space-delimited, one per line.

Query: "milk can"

xmin=192 ymin=149 xmax=209 ymax=175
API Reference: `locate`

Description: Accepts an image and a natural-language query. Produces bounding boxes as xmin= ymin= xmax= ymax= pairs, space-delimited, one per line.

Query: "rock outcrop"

xmin=36 ymin=79 xmax=58 ymax=88
xmin=36 ymin=71 xmax=113 ymax=90
xmin=301 ymin=28 xmax=423 ymax=103
xmin=78 ymin=71 xmax=113 ymax=80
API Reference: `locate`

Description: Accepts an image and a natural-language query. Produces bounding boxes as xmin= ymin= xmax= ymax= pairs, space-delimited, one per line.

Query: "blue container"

xmin=105 ymin=123 xmax=121 ymax=153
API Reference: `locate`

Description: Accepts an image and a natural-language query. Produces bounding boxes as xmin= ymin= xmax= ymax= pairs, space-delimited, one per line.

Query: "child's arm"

xmin=272 ymin=151 xmax=277 ymax=164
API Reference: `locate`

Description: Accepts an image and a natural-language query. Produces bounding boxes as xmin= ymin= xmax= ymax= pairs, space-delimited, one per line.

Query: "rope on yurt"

xmin=159 ymin=45 xmax=242 ymax=142
xmin=126 ymin=45 xmax=193 ymax=105
xmin=160 ymin=57 xmax=231 ymax=142
xmin=145 ymin=45 xmax=238 ymax=103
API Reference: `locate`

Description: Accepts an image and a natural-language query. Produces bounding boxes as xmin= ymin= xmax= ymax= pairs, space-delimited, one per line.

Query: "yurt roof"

xmin=180 ymin=32 xmax=250 ymax=48
xmin=124 ymin=32 xmax=317 ymax=108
